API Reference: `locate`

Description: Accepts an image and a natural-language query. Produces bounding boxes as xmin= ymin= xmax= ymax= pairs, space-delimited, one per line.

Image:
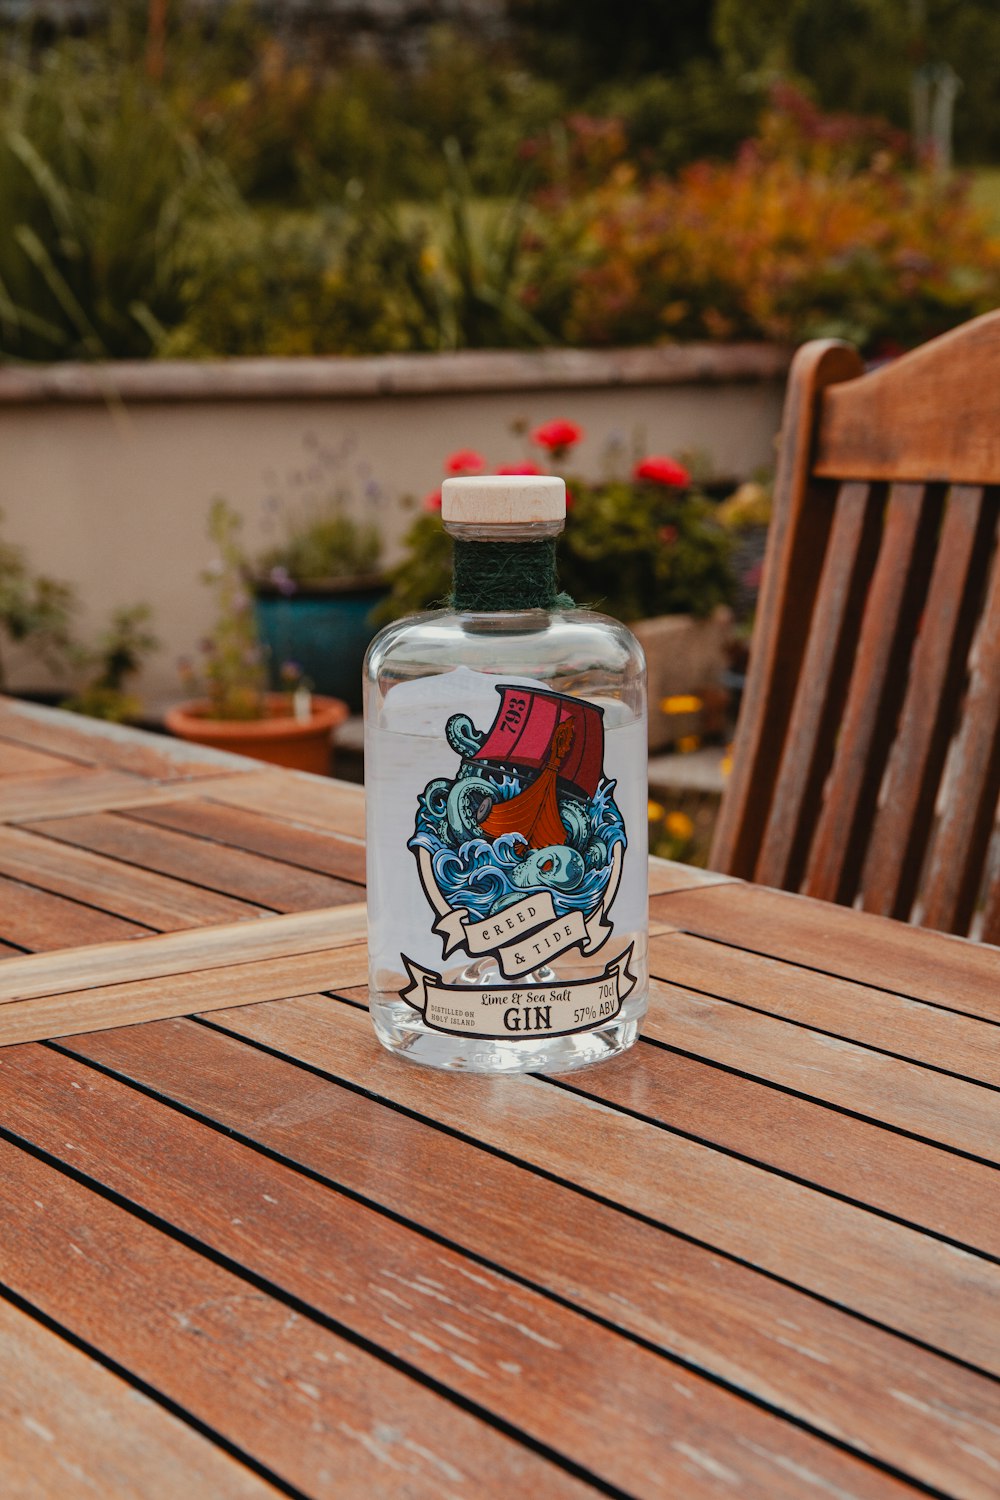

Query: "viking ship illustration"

xmin=469 ymin=686 xmax=605 ymax=851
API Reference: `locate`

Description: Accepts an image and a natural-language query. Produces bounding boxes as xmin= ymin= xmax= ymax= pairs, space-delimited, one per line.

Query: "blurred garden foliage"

xmin=0 ymin=0 xmax=999 ymax=361
xmin=0 ymin=39 xmax=235 ymax=360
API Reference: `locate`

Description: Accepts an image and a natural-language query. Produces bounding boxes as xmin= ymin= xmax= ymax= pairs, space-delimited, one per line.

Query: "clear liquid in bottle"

xmin=363 ymin=475 xmax=648 ymax=1074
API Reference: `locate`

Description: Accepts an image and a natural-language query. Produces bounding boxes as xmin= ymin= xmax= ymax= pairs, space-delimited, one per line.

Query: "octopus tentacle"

xmin=446 ymin=713 xmax=486 ymax=759
xmin=560 ymin=799 xmax=590 ymax=850
xmin=445 ymin=774 xmax=498 ymax=846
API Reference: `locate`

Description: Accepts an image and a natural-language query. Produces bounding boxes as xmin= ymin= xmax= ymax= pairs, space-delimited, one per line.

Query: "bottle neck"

xmin=444 ymin=517 xmax=573 ymax=613
xmin=451 ymin=536 xmax=569 ymax=613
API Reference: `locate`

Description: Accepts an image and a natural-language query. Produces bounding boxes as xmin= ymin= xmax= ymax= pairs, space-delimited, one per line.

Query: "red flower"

xmin=423 ymin=489 xmax=442 ymax=512
xmin=658 ymin=524 xmax=678 ymax=545
xmin=634 ymin=456 xmax=691 ymax=488
xmin=496 ymin=461 xmax=542 ymax=475
xmin=531 ymin=419 xmax=583 ymax=453
xmin=445 ymin=449 xmax=485 ymax=475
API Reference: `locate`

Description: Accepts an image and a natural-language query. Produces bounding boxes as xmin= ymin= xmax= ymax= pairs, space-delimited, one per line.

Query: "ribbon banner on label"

xmin=417 ymin=843 xmax=623 ymax=972
xmin=400 ymin=945 xmax=636 ymax=1039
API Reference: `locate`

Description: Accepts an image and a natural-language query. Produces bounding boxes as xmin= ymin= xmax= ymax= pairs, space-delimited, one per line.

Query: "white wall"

xmin=0 ymin=347 xmax=786 ymax=710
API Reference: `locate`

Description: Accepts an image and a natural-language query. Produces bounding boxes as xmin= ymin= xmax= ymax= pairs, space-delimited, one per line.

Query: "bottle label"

xmin=399 ymin=683 xmax=635 ymax=1038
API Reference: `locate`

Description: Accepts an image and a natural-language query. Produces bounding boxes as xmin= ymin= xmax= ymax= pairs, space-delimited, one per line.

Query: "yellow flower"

xmin=647 ymin=799 xmax=666 ymax=821
xmin=676 ymin=735 xmax=701 ymax=754
xmin=661 ymin=694 xmax=703 ymax=715
xmin=665 ymin=811 xmax=694 ymax=841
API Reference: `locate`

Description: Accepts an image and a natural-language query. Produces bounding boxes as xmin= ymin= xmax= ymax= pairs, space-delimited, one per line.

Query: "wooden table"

xmin=0 ymin=697 xmax=997 ymax=1500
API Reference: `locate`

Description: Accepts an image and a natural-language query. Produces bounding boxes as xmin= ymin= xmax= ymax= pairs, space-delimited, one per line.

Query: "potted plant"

xmin=378 ymin=427 xmax=737 ymax=750
xmin=249 ymin=436 xmax=386 ymax=713
xmin=61 ymin=605 xmax=160 ymax=723
xmin=166 ymin=499 xmax=348 ymax=774
xmin=0 ymin=508 xmax=77 ymax=695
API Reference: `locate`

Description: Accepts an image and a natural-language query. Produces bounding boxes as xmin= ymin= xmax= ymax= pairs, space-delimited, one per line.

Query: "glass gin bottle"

xmin=364 ymin=474 xmax=648 ymax=1073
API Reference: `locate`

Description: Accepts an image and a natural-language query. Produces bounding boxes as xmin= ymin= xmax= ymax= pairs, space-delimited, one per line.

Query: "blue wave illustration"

xmin=410 ymin=773 xmax=626 ymax=921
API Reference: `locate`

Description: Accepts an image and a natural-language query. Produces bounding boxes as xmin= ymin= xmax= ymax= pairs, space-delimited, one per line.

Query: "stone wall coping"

xmin=0 ymin=344 xmax=791 ymax=406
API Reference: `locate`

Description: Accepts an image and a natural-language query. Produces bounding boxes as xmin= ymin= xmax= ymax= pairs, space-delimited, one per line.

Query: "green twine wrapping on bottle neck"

xmin=451 ymin=537 xmax=575 ymax=613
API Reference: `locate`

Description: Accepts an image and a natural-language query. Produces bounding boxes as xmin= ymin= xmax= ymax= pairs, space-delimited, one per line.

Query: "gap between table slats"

xmin=0 ymin=1046 xmax=915 ymax=1500
xmin=0 ymin=1138 xmax=599 ymax=1500
xmin=0 ymin=1295 xmax=286 ymax=1500
xmin=194 ymin=990 xmax=1000 ymax=1383
xmin=649 ymin=882 xmax=1000 ymax=1020
xmin=48 ymin=1014 xmax=1000 ymax=1500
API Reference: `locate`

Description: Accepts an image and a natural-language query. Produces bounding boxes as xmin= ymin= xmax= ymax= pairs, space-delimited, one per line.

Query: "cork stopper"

xmin=441 ymin=474 xmax=566 ymax=526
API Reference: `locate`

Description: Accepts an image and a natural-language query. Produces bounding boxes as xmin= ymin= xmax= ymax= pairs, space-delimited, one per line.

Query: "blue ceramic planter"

xmin=253 ymin=577 xmax=388 ymax=713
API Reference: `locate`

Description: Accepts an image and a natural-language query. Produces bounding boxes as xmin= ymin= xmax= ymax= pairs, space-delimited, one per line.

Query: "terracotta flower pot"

xmin=165 ymin=694 xmax=349 ymax=776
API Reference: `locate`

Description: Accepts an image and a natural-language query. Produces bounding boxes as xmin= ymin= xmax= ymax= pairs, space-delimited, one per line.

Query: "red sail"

xmin=472 ymin=686 xmax=604 ymax=799
xmin=480 ymin=719 xmax=574 ymax=848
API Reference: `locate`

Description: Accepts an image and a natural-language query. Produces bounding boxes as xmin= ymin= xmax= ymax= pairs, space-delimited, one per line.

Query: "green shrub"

xmin=0 ymin=43 xmax=233 ymax=361
xmin=377 ymin=426 xmax=735 ymax=625
xmin=161 ymin=211 xmax=435 ymax=358
xmin=559 ymin=476 xmax=734 ymax=622
xmin=62 ymin=604 xmax=159 ymax=723
xmin=591 ymin=61 xmax=762 ymax=174
xmin=0 ymin=508 xmax=76 ymax=686
xmin=531 ymin=90 xmax=1000 ymax=355
xmin=169 ymin=24 xmax=568 ymax=205
xmin=164 ymin=146 xmax=556 ymax=357
xmin=184 ymin=499 xmax=268 ymax=721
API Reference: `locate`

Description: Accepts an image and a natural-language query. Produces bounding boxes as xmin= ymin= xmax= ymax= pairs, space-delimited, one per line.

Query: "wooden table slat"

xmin=124 ymin=798 xmax=369 ymax=883
xmin=0 ymin=873 xmax=150 ymax=952
xmin=643 ymin=969 xmax=1000 ymax=1165
xmin=204 ymin=771 xmax=367 ymax=840
xmin=0 ymin=941 xmax=368 ymax=1047
xmin=651 ymin=881 xmax=1000 ymax=1018
xmin=60 ymin=1015 xmax=1000 ymax=1500
xmin=0 ymin=699 xmax=257 ymax=781
xmin=0 ymin=1138 xmax=597 ymax=1500
xmin=647 ymin=858 xmax=741 ymax=895
xmin=0 ymin=906 xmax=366 ymax=1007
xmin=563 ymin=1022 xmax=1000 ymax=1256
xmin=23 ymin=812 xmax=361 ymax=913
xmin=0 ymin=1296 xmax=285 ymax=1499
xmin=0 ymin=770 xmax=254 ymax=825
xmin=0 ymin=742 xmax=84 ymax=777
xmin=205 ymin=992 xmax=1000 ymax=1380
xmin=0 ymin=824 xmax=264 ymax=931
xmin=650 ymin=930 xmax=1000 ymax=1087
xmin=0 ymin=1043 xmax=912 ymax=1500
